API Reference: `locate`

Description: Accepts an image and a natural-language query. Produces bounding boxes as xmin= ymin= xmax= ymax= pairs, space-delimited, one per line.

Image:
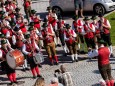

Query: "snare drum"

xmin=6 ymin=49 xmax=24 ymax=69
xmin=33 ymin=52 xmax=44 ymax=64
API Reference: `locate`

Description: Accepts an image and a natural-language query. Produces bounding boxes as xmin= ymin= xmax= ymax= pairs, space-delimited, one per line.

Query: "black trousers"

xmin=85 ymin=37 xmax=95 ymax=49
xmin=1 ymin=61 xmax=15 ymax=74
xmin=101 ymin=33 xmax=112 ymax=46
xmin=27 ymin=57 xmax=37 ymax=68
xmin=59 ymin=31 xmax=65 ymax=46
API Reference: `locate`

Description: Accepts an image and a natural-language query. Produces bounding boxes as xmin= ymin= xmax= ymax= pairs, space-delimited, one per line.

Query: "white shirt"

xmin=22 ymin=40 xmax=39 ymax=55
xmin=88 ymin=45 xmax=110 ymax=58
xmin=64 ymin=29 xmax=77 ymax=41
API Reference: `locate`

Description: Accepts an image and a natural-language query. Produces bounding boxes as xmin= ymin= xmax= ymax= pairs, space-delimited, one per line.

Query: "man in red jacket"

xmin=98 ymin=14 xmax=114 ymax=57
xmin=88 ymin=40 xmax=114 ymax=86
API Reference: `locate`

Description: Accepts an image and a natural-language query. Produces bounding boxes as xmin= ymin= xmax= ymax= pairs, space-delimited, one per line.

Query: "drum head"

xmin=6 ymin=50 xmax=16 ymax=69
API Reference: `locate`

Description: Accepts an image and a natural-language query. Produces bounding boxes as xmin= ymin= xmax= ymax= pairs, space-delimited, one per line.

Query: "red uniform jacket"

xmin=84 ymin=24 xmax=94 ymax=39
xmin=30 ymin=16 xmax=41 ymax=29
xmin=64 ymin=29 xmax=75 ymax=45
xmin=57 ymin=20 xmax=65 ymax=34
xmin=73 ymin=20 xmax=82 ymax=33
xmin=98 ymin=47 xmax=110 ymax=66
xmin=99 ymin=18 xmax=110 ymax=34
xmin=41 ymin=27 xmax=54 ymax=44
xmin=24 ymin=1 xmax=31 ymax=8
xmin=16 ymin=22 xmax=27 ymax=34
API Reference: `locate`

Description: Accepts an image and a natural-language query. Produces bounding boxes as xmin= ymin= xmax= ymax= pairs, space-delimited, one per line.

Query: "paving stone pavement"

xmin=1 ymin=0 xmax=115 ymax=86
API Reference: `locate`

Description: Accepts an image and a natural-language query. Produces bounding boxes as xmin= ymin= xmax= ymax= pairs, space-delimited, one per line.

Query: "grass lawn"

xmin=105 ymin=11 xmax=115 ymax=45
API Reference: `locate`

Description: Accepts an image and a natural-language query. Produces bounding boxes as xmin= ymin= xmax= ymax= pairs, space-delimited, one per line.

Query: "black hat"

xmin=28 ymin=27 xmax=34 ymax=31
xmin=0 ymin=34 xmax=5 ymax=38
xmin=65 ymin=24 xmax=71 ymax=29
xmin=42 ymin=23 xmax=48 ymax=28
xmin=0 ymin=11 xmax=5 ymax=15
xmin=72 ymin=15 xmax=78 ymax=20
xmin=43 ymin=18 xmax=48 ymax=22
xmin=14 ymin=26 xmax=20 ymax=32
xmin=46 ymin=6 xmax=52 ymax=11
xmin=15 ymin=7 xmax=20 ymax=12
xmin=31 ymin=9 xmax=36 ymax=14
xmin=10 ymin=21 xmax=16 ymax=27
xmin=1 ymin=40 xmax=7 ymax=45
xmin=83 ymin=17 xmax=90 ymax=21
xmin=25 ymin=34 xmax=30 ymax=39
xmin=91 ymin=15 xmax=97 ymax=20
xmin=29 ymin=22 xmax=34 ymax=26
xmin=98 ymin=40 xmax=106 ymax=44
xmin=98 ymin=14 xmax=104 ymax=17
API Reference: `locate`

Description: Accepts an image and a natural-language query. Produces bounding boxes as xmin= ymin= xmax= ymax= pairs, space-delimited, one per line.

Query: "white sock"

xmin=57 ymin=37 xmax=60 ymax=44
xmin=95 ymin=44 xmax=98 ymax=49
xmin=24 ymin=59 xmax=28 ymax=68
xmin=74 ymin=54 xmax=78 ymax=60
xmin=109 ymin=45 xmax=113 ymax=54
xmin=63 ymin=45 xmax=67 ymax=53
xmin=71 ymin=54 xmax=75 ymax=61
xmin=78 ymin=43 xmax=80 ymax=50
xmin=54 ymin=37 xmax=57 ymax=45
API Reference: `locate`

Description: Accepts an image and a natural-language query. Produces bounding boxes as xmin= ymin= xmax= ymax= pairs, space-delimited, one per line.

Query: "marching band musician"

xmin=23 ymin=0 xmax=32 ymax=21
xmin=22 ymin=33 xmax=42 ymax=79
xmin=29 ymin=9 xmax=42 ymax=31
xmin=16 ymin=15 xmax=27 ymax=34
xmin=12 ymin=27 xmax=29 ymax=71
xmin=46 ymin=6 xmax=60 ymax=47
xmin=40 ymin=23 xmax=59 ymax=65
xmin=64 ymin=24 xmax=78 ymax=62
xmin=15 ymin=7 xmax=24 ymax=20
xmin=98 ymin=14 xmax=114 ymax=57
xmin=28 ymin=23 xmax=42 ymax=68
xmin=91 ymin=15 xmax=101 ymax=49
xmin=0 ymin=40 xmax=19 ymax=85
xmin=72 ymin=15 xmax=85 ymax=54
xmin=88 ymin=40 xmax=114 ymax=86
xmin=83 ymin=17 xmax=96 ymax=55
xmin=57 ymin=16 xmax=68 ymax=56
xmin=0 ymin=34 xmax=11 ymax=72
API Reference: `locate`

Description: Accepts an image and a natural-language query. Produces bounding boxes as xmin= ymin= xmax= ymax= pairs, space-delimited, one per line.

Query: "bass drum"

xmin=6 ymin=49 xmax=24 ymax=69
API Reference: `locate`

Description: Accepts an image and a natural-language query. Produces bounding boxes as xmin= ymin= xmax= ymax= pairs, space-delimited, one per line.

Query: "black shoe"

xmin=37 ymin=75 xmax=42 ymax=78
xmin=25 ymin=68 xmax=29 ymax=70
xmin=55 ymin=62 xmax=59 ymax=65
xmin=57 ymin=44 xmax=61 ymax=47
xmin=9 ymin=82 xmax=14 ymax=85
xmin=50 ymin=62 xmax=54 ymax=66
xmin=76 ymin=59 xmax=79 ymax=62
xmin=21 ymin=68 xmax=26 ymax=72
xmin=80 ymin=51 xmax=85 ymax=54
xmin=111 ymin=53 xmax=114 ymax=58
xmin=33 ymin=76 xmax=36 ymax=79
xmin=14 ymin=81 xmax=18 ymax=84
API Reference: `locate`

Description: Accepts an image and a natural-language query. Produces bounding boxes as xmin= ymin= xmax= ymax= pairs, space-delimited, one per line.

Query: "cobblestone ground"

xmin=1 ymin=0 xmax=115 ymax=86
xmin=1 ymin=47 xmax=115 ymax=86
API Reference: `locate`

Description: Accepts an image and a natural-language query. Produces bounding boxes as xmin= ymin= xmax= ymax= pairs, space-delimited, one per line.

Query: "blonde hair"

xmin=34 ymin=77 xmax=45 ymax=86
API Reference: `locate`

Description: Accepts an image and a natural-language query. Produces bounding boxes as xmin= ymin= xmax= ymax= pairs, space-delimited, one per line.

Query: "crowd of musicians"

xmin=0 ymin=0 xmax=114 ymax=86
